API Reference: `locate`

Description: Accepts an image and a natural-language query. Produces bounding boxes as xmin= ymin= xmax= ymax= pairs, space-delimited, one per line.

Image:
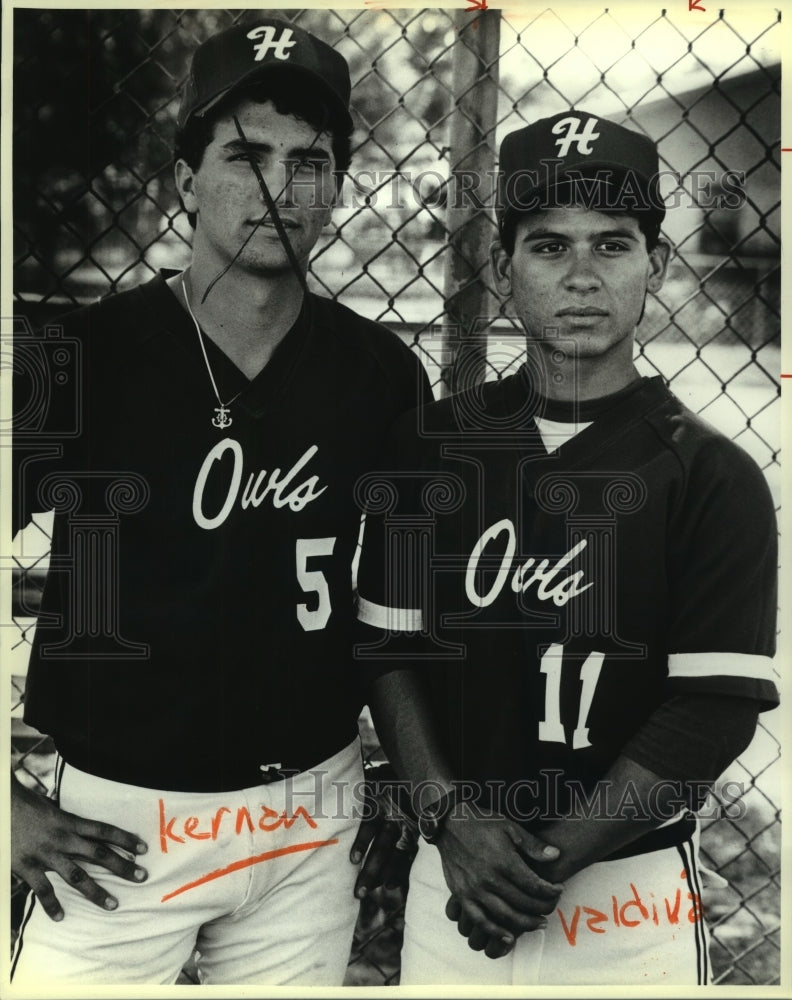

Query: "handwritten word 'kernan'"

xmin=158 ymin=799 xmax=318 ymax=854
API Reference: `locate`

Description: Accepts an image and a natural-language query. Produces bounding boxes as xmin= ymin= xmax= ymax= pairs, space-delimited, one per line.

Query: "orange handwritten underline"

xmin=160 ymin=839 xmax=338 ymax=902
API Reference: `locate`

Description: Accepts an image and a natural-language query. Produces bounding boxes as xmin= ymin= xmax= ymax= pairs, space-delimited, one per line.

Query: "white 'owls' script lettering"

xmin=192 ymin=439 xmax=326 ymax=530
xmin=465 ymin=517 xmax=593 ymax=608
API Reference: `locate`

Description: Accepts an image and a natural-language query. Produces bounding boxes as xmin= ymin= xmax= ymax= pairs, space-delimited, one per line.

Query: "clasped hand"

xmin=436 ymin=802 xmax=563 ymax=959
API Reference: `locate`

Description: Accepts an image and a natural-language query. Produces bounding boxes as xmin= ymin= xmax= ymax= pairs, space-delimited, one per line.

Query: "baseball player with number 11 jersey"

xmin=355 ymin=111 xmax=778 ymax=985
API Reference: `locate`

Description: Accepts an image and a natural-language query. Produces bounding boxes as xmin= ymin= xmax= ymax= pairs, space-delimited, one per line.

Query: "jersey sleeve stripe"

xmin=668 ymin=651 xmax=776 ymax=682
xmin=356 ymin=595 xmax=422 ymax=631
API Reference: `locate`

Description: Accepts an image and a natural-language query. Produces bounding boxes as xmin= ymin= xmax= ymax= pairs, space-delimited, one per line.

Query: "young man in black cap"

xmin=11 ymin=18 xmax=428 ymax=985
xmin=355 ymin=111 xmax=778 ymax=984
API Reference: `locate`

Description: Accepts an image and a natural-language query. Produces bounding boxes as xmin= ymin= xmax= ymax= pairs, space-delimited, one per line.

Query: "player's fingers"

xmin=467 ymin=885 xmax=552 ymax=933
xmin=51 ymin=859 xmax=119 ymax=912
xmin=508 ymin=825 xmax=559 ymax=865
xmin=72 ymin=816 xmax=147 ymax=857
xmin=484 ymin=934 xmax=514 ymax=960
xmin=447 ymin=897 xmax=503 ymax=943
xmin=509 ymin=868 xmax=563 ymax=904
xmin=349 ymin=816 xmax=377 ymax=866
xmin=455 ymin=904 xmax=475 ymax=938
xmin=448 ymin=897 xmax=516 ymax=953
xmin=354 ymin=821 xmax=401 ymax=898
xmin=466 ymin=924 xmax=493 ymax=952
xmin=466 ymin=866 xmax=560 ymax=917
xmin=495 ymin=881 xmax=560 ymax=917
xmin=55 ymin=823 xmax=147 ymax=884
xmin=497 ymin=841 xmax=563 ymax=900
xmin=73 ymin=841 xmax=148 ymax=884
xmin=17 ymin=867 xmax=64 ymax=922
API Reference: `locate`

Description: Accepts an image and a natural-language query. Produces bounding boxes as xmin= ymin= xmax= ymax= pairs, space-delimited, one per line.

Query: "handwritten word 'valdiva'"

xmin=557 ymin=874 xmax=703 ymax=946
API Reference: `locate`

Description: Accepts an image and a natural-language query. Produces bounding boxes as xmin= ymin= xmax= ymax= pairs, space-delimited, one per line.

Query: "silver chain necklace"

xmin=181 ymin=274 xmax=242 ymax=430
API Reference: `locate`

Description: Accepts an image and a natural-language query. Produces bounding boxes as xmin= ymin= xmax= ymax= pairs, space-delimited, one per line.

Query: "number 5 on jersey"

xmin=296 ymin=537 xmax=336 ymax=631
xmin=539 ymin=644 xmax=604 ymax=749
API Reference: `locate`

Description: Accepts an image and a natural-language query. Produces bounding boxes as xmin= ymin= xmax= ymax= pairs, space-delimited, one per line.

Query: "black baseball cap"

xmin=177 ymin=19 xmax=353 ymax=133
xmin=497 ymin=111 xmax=665 ymax=237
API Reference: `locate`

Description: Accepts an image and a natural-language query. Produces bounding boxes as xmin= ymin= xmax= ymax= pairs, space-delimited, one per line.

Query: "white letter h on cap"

xmin=552 ymin=116 xmax=601 ymax=157
xmin=247 ymin=25 xmax=296 ymax=61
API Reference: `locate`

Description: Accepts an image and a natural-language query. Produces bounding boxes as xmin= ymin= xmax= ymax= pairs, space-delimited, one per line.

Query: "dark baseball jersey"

xmin=14 ymin=271 xmax=430 ymax=791
xmin=355 ymin=370 xmax=778 ymax=830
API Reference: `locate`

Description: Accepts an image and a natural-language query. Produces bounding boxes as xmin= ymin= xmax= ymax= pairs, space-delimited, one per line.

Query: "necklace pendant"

xmin=212 ymin=405 xmax=233 ymax=429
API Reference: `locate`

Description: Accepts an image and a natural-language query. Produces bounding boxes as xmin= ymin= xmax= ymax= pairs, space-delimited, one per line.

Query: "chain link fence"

xmin=9 ymin=4 xmax=781 ymax=987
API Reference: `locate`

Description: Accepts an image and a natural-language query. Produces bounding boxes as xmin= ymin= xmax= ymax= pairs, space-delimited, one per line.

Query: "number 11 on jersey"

xmin=539 ymin=644 xmax=605 ymax=749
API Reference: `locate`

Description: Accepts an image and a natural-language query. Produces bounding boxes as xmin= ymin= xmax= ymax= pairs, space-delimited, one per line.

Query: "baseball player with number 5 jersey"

xmin=355 ymin=111 xmax=779 ymax=985
xmin=11 ymin=19 xmax=429 ymax=986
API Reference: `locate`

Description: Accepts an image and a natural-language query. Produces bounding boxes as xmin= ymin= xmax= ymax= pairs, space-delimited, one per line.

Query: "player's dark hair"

xmin=173 ymin=75 xmax=353 ymax=228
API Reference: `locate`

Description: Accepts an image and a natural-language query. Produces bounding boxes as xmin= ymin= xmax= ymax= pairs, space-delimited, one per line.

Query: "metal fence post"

xmin=440 ymin=9 xmax=501 ymax=397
